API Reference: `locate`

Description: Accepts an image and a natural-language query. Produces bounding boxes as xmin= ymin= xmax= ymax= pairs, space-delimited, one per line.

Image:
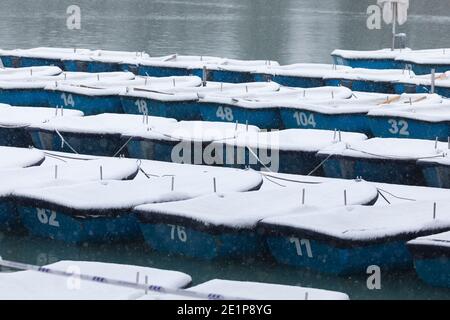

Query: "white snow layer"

xmin=0 ymin=146 xmax=45 ymax=169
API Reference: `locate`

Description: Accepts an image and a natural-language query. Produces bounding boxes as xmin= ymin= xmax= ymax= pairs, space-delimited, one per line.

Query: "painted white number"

xmin=61 ymin=93 xmax=75 ymax=107
xmin=135 ymin=99 xmax=148 ymax=114
xmin=388 ymin=119 xmax=409 ymax=136
xmin=36 ymin=208 xmax=60 ymax=227
xmin=216 ymin=106 xmax=233 ymax=121
xmin=289 ymin=237 xmax=313 ymax=258
xmin=169 ymin=224 xmax=187 ymax=242
xmin=293 ymin=112 xmax=316 ymax=128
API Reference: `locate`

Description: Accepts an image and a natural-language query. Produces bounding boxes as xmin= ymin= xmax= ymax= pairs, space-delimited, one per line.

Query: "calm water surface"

xmin=1 ymin=0 xmax=450 ymax=299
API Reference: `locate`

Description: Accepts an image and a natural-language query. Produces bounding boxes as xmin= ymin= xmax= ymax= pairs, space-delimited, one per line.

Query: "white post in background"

xmin=391 ymin=2 xmax=397 ymax=51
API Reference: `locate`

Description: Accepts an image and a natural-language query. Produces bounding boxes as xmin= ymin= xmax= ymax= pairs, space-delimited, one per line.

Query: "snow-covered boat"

xmin=252 ymin=63 xmax=351 ymax=88
xmin=323 ymin=68 xmax=415 ymax=93
xmin=27 ymin=113 xmax=177 ymax=156
xmin=0 ymin=104 xmax=83 ymax=147
xmin=0 ymin=158 xmax=139 ymax=231
xmin=221 ymin=128 xmax=367 ymax=174
xmin=417 ymin=154 xmax=450 ymax=188
xmin=14 ymin=164 xmax=263 ymax=243
xmin=279 ymin=92 xmax=399 ymax=133
xmin=120 ymin=81 xmax=280 ymax=121
xmin=61 ymin=49 xmax=151 ymax=73
xmin=0 ymin=146 xmax=45 ymax=169
xmin=331 ymin=48 xmax=410 ymax=69
xmin=203 ymin=58 xmax=279 ymax=83
xmin=407 ymin=231 xmax=450 ymax=288
xmin=199 ymin=86 xmax=352 ymax=129
xmin=137 ymin=54 xmax=222 ymax=78
xmin=145 ymin=279 xmax=349 ymax=300
xmin=395 ymin=49 xmax=450 ymax=75
xmin=134 ymin=180 xmax=378 ymax=259
xmin=0 ymin=66 xmax=62 ymax=80
xmin=0 ymin=47 xmax=91 ymax=68
xmin=395 ymin=71 xmax=450 ymax=98
xmin=0 ymin=260 xmax=191 ymax=299
xmin=259 ymin=200 xmax=450 ymax=275
xmin=0 ymin=71 xmax=134 ymax=107
xmin=45 ymin=76 xmax=201 ymax=115
xmin=368 ymin=96 xmax=450 ymax=140
xmin=317 ymin=137 xmax=447 ymax=185
xmin=124 ymin=120 xmax=258 ymax=164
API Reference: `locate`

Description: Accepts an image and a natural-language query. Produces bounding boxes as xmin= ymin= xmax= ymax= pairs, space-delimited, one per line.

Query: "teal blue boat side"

xmin=17 ymin=204 xmax=141 ymax=244
xmin=418 ymin=161 xmax=450 ymax=188
xmin=368 ymin=116 xmax=450 ymax=141
xmin=0 ymin=88 xmax=49 ymax=107
xmin=199 ymin=102 xmax=282 ymax=129
xmin=264 ymin=234 xmax=412 ymax=275
xmin=0 ymin=199 xmax=21 ymax=232
xmin=46 ymin=91 xmax=123 ymax=115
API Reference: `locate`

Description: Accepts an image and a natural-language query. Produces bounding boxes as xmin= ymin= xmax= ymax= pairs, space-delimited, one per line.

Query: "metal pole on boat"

xmin=447 ymin=136 xmax=449 ymax=149
xmin=100 ymin=166 xmax=103 ymax=180
xmin=344 ymin=189 xmax=347 ymax=206
xmin=173 ymin=78 xmax=176 ymax=87
xmin=391 ymin=2 xmax=397 ymax=51
xmin=135 ymin=272 xmax=140 ymax=284
xmin=338 ymin=130 xmax=342 ymax=142
xmin=305 ymin=291 xmax=309 ymax=300
xmin=333 ymin=129 xmax=337 ymax=141
xmin=302 ymin=188 xmax=305 ymax=205
xmin=433 ymin=202 xmax=436 ymax=219
xmin=202 ymin=66 xmax=207 ymax=87
xmin=213 ymin=177 xmax=217 ymax=193
xmin=435 ymin=137 xmax=438 ymax=149
xmin=171 ymin=176 xmax=175 ymax=191
xmin=54 ymin=165 xmax=58 ymax=179
xmin=245 ymin=120 xmax=249 ymax=132
xmin=431 ymin=68 xmax=436 ymax=94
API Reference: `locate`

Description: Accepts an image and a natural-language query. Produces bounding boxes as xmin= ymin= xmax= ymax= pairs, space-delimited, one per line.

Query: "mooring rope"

xmin=0 ymin=257 xmax=249 ymax=300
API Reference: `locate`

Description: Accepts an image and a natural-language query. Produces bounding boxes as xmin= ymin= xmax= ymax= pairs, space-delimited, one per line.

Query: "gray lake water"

xmin=1 ymin=0 xmax=450 ymax=299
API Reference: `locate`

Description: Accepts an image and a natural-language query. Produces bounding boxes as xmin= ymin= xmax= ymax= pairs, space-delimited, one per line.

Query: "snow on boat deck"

xmin=0 ymin=158 xmax=139 ymax=197
xmin=0 ymin=146 xmax=45 ymax=169
xmin=260 ymin=200 xmax=450 ymax=243
xmin=0 ymin=260 xmax=191 ymax=300
xmin=317 ymin=137 xmax=448 ymax=160
xmin=28 ymin=113 xmax=177 ymax=135
xmin=226 ymin=128 xmax=367 ymax=151
xmin=407 ymin=230 xmax=450 ymax=248
xmin=145 ymin=279 xmax=349 ymax=300
xmin=0 ymin=105 xmax=83 ymax=126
